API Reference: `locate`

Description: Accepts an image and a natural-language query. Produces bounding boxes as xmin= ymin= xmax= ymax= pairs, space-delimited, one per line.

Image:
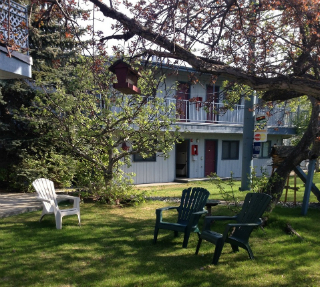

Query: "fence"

xmin=0 ymin=0 xmax=29 ymax=52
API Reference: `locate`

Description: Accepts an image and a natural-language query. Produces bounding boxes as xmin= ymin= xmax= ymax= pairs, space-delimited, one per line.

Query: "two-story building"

xmin=123 ymin=62 xmax=301 ymax=184
xmin=0 ymin=0 xmax=297 ymax=186
xmin=0 ymin=0 xmax=32 ymax=80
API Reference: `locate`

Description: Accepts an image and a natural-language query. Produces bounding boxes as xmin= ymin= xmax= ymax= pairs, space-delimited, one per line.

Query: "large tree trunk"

xmin=264 ymin=97 xmax=320 ymax=207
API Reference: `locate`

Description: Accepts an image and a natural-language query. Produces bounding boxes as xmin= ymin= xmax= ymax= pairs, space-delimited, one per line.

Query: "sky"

xmin=79 ymin=0 xmax=126 ymax=55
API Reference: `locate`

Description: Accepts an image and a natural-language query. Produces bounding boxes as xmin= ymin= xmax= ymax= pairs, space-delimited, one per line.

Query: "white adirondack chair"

xmin=32 ymin=178 xmax=81 ymax=229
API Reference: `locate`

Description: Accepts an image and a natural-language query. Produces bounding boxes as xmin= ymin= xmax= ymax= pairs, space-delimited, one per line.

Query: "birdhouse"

xmin=108 ymin=59 xmax=141 ymax=95
xmin=121 ymin=142 xmax=130 ymax=151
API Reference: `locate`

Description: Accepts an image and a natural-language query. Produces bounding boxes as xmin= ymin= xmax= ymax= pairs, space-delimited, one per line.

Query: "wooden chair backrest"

xmin=32 ymin=178 xmax=57 ymax=203
xmin=232 ymin=192 xmax=272 ymax=240
xmin=177 ymin=187 xmax=210 ymax=224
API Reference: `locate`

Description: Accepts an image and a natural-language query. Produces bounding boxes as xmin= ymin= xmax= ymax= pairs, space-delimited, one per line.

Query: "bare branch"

xmin=100 ymin=32 xmax=134 ymax=43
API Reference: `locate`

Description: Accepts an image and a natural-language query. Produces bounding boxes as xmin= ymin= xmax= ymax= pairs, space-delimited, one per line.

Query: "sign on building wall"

xmin=254 ymin=114 xmax=267 ymax=142
xmin=252 ymin=142 xmax=261 ymax=158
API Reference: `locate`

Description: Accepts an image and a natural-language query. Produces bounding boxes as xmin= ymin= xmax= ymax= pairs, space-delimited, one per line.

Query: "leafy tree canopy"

xmin=25 ymin=0 xmax=320 ymax=101
xmin=3 ymin=0 xmax=320 ymax=204
xmin=26 ymin=54 xmax=180 ymax=200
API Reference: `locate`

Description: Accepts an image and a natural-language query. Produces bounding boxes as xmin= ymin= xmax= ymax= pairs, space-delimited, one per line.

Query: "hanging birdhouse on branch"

xmin=108 ymin=59 xmax=141 ymax=95
xmin=121 ymin=142 xmax=130 ymax=151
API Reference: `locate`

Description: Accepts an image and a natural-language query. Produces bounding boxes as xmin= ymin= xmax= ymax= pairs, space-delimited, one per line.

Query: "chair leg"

xmin=245 ymin=244 xmax=254 ymax=260
xmin=182 ymin=231 xmax=191 ymax=248
xmin=39 ymin=209 xmax=47 ymax=222
xmin=153 ymin=227 xmax=159 ymax=244
xmin=77 ymin=213 xmax=81 ymax=226
xmin=174 ymin=231 xmax=178 ymax=237
xmin=55 ymin=213 xmax=62 ymax=229
xmin=195 ymin=237 xmax=202 ymax=255
xmin=231 ymin=244 xmax=239 ymax=253
xmin=39 ymin=214 xmax=46 ymax=222
xmin=212 ymin=240 xmax=224 ymax=265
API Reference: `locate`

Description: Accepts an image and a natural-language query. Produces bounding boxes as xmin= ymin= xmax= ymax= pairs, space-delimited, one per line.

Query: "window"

xmin=260 ymin=141 xmax=271 ymax=158
xmin=222 ymin=141 xmax=239 ymax=160
xmin=133 ymin=153 xmax=156 ymax=162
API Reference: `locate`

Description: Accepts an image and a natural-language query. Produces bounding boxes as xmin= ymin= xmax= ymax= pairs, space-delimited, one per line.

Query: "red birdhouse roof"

xmin=108 ymin=59 xmax=141 ymax=77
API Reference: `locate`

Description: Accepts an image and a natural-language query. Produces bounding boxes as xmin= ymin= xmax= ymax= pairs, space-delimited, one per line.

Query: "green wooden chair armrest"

xmin=192 ymin=209 xmax=208 ymax=216
xmin=188 ymin=209 xmax=208 ymax=226
xmin=226 ymin=220 xmax=262 ymax=228
xmin=155 ymin=206 xmax=179 ymax=223
xmin=206 ymin=215 xmax=238 ymax=221
xmin=222 ymin=220 xmax=262 ymax=240
xmin=185 ymin=210 xmax=208 ymax=235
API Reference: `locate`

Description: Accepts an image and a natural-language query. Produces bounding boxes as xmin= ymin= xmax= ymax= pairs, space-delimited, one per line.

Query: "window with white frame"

xmin=260 ymin=141 xmax=271 ymax=158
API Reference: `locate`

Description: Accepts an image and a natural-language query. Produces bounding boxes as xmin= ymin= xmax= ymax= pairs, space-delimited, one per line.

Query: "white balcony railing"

xmin=0 ymin=0 xmax=29 ymax=52
xmin=166 ymin=98 xmax=303 ymax=127
xmin=96 ymin=94 xmax=305 ymax=129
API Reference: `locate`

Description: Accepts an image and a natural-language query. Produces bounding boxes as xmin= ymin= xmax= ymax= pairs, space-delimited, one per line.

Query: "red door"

xmin=176 ymin=83 xmax=189 ymax=121
xmin=205 ymin=140 xmax=216 ymax=176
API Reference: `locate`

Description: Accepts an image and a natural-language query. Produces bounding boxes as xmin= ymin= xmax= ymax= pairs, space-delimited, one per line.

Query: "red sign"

xmin=254 ymin=134 xmax=261 ymax=141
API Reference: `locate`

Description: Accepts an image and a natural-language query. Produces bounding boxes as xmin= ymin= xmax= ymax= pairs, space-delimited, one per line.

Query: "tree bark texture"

xmin=264 ymin=97 xmax=320 ymax=206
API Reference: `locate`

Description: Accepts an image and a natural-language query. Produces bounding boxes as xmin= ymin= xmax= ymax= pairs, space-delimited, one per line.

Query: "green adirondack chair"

xmin=195 ymin=192 xmax=272 ymax=265
xmin=153 ymin=187 xmax=210 ymax=248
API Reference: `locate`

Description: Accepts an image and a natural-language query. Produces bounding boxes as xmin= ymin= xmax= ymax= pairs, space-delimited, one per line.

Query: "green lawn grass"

xmin=1 ymin=176 xmax=320 ymax=287
xmin=140 ymin=172 xmax=320 ymax=203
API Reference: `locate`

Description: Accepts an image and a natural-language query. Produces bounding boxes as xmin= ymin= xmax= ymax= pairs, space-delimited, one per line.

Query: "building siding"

xmin=123 ymin=149 xmax=175 ymax=184
xmin=125 ymin=133 xmax=280 ymax=184
xmin=121 ymin=66 xmax=298 ymax=185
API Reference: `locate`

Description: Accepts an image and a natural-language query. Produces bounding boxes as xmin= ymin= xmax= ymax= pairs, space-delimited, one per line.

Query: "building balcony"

xmin=165 ymin=98 xmax=302 ymax=135
xmin=103 ymin=93 xmax=303 ymax=136
xmin=0 ymin=0 xmax=32 ymax=79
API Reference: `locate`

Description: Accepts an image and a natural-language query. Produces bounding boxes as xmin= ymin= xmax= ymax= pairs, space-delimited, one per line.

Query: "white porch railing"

xmin=166 ymin=98 xmax=304 ymax=127
xmin=96 ymin=95 xmax=306 ymax=128
xmin=0 ymin=0 xmax=29 ymax=52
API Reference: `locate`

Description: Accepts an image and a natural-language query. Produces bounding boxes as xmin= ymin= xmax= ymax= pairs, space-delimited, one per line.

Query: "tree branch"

xmin=100 ymin=32 xmax=134 ymax=43
xmin=262 ymin=90 xmax=305 ymax=102
xmin=88 ymin=0 xmax=320 ymax=100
